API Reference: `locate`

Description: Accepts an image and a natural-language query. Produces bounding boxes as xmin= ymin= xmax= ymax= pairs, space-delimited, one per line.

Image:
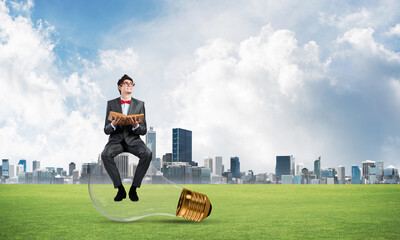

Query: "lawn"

xmin=0 ymin=184 xmax=399 ymax=239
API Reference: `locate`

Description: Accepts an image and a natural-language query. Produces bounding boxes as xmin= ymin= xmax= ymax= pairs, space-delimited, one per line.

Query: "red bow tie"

xmin=121 ymin=100 xmax=131 ymax=104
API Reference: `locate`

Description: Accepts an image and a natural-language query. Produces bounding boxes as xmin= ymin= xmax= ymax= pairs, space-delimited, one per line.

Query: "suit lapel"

xmin=114 ymin=97 xmax=123 ymax=114
xmin=128 ymin=97 xmax=135 ymax=115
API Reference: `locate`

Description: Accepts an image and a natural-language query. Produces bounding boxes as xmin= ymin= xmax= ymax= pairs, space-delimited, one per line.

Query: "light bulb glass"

xmin=88 ymin=159 xmax=212 ymax=222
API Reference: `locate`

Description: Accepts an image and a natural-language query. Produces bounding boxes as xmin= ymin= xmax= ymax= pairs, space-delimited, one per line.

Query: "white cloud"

xmin=0 ymin=1 xmax=106 ymax=171
xmin=2 ymin=0 xmax=400 ymax=175
xmin=319 ymin=8 xmax=373 ymax=30
xmin=169 ymin=24 xmax=330 ymax=172
xmin=9 ymin=0 xmax=34 ymax=14
xmin=98 ymin=48 xmax=138 ymax=71
xmin=386 ymin=23 xmax=400 ymax=37
xmin=335 ymin=27 xmax=399 ymax=59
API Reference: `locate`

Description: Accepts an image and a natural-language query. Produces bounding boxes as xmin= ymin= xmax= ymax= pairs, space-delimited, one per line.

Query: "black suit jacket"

xmin=104 ymin=97 xmax=147 ymax=146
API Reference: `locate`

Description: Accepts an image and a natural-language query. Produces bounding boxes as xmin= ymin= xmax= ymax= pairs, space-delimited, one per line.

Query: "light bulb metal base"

xmin=176 ymin=188 xmax=212 ymax=222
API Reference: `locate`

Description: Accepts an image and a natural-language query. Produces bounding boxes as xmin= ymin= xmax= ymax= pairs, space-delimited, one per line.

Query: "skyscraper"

xmin=214 ymin=156 xmax=223 ymax=176
xmin=362 ymin=160 xmax=375 ymax=181
xmin=296 ymin=163 xmax=304 ymax=175
xmin=16 ymin=165 xmax=24 ymax=175
xmin=81 ymin=162 xmax=97 ymax=183
xmin=378 ymin=161 xmax=384 ymax=181
xmin=337 ymin=166 xmax=345 ymax=184
xmin=69 ymin=162 xmax=76 ymax=176
xmin=301 ymin=168 xmax=309 ymax=184
xmin=146 ymin=127 xmax=156 ymax=163
xmin=369 ymin=166 xmax=378 ymax=184
xmin=33 ymin=160 xmax=40 ymax=171
xmin=275 ymin=156 xmax=293 ymax=181
xmin=162 ymin=153 xmax=172 ymax=170
xmin=230 ymin=156 xmax=241 ymax=178
xmin=115 ymin=155 xmax=129 ymax=180
xmin=18 ymin=159 xmax=26 ymax=172
xmin=172 ymin=128 xmax=192 ymax=164
xmin=2 ymin=159 xmax=9 ymax=177
xmin=8 ymin=164 xmax=15 ymax=178
xmin=351 ymin=166 xmax=361 ymax=184
xmin=204 ymin=157 xmax=213 ymax=173
xmin=314 ymin=157 xmax=321 ymax=179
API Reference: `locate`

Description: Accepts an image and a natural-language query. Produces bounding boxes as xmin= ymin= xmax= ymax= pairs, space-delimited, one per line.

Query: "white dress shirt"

xmin=110 ymin=97 xmax=140 ymax=131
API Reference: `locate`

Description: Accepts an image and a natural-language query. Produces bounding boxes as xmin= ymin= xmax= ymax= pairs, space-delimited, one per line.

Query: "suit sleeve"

xmin=104 ymin=101 xmax=115 ymax=135
xmin=132 ymin=102 xmax=147 ymax=135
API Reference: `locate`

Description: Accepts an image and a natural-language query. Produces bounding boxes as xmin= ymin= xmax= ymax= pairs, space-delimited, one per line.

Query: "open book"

xmin=108 ymin=111 xmax=144 ymax=125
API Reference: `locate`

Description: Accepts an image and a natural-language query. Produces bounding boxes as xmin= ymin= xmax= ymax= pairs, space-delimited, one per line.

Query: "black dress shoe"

xmin=129 ymin=187 xmax=139 ymax=202
xmin=114 ymin=189 xmax=126 ymax=202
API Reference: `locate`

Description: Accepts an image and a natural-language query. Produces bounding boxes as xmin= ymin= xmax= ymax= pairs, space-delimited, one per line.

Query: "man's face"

xmin=119 ymin=80 xmax=135 ymax=94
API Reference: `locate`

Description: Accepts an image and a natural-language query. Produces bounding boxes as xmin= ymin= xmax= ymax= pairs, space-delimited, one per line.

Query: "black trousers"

xmin=101 ymin=139 xmax=152 ymax=188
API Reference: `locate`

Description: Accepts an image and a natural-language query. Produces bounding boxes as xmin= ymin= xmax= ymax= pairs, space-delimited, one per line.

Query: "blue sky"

xmin=1 ymin=0 xmax=400 ymax=174
xmin=30 ymin=0 xmax=164 ymax=70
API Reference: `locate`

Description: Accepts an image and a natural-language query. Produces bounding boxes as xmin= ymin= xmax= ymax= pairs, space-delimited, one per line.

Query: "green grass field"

xmin=1 ymin=184 xmax=399 ymax=239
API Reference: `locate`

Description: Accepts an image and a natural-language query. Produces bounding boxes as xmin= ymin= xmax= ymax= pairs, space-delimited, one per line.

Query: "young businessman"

xmin=101 ymin=74 xmax=152 ymax=202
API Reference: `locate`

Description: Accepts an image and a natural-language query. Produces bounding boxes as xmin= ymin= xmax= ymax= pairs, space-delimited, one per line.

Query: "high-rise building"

xmin=146 ymin=127 xmax=156 ymax=163
xmin=204 ymin=157 xmax=213 ymax=173
xmin=18 ymin=159 xmax=26 ymax=172
xmin=291 ymin=157 xmax=296 ymax=176
xmin=351 ymin=166 xmax=361 ymax=184
xmin=243 ymin=170 xmax=254 ymax=183
xmin=162 ymin=153 xmax=172 ymax=162
xmin=72 ymin=170 xmax=80 ymax=184
xmin=163 ymin=164 xmax=191 ymax=184
xmin=296 ymin=163 xmax=304 ymax=175
xmin=172 ymin=128 xmax=192 ymax=164
xmin=321 ymin=168 xmax=336 ymax=178
xmin=337 ymin=166 xmax=345 ymax=184
xmin=362 ymin=160 xmax=375 ymax=181
xmin=69 ymin=162 xmax=76 ymax=176
xmin=17 ymin=170 xmax=25 ymax=183
xmin=314 ymin=156 xmax=321 ymax=179
xmin=162 ymin=153 xmax=172 ymax=170
xmin=378 ymin=161 xmax=384 ymax=182
xmin=275 ymin=156 xmax=293 ymax=181
xmin=8 ymin=164 xmax=15 ymax=178
xmin=16 ymin=165 xmax=24 ymax=175
xmin=369 ymin=166 xmax=378 ymax=184
xmin=2 ymin=159 xmax=9 ymax=177
xmin=81 ymin=163 xmax=96 ymax=181
xmin=230 ymin=156 xmax=241 ymax=178
xmin=383 ymin=165 xmax=399 ymax=184
xmin=268 ymin=173 xmax=276 ymax=182
xmin=56 ymin=168 xmax=63 ymax=175
xmin=152 ymin=158 xmax=161 ymax=171
xmin=200 ymin=167 xmax=211 ymax=184
xmin=214 ymin=156 xmax=223 ymax=176
xmin=128 ymin=163 xmax=137 ymax=178
xmin=301 ymin=168 xmax=309 ymax=184
xmin=115 ymin=155 xmax=129 ymax=180
xmin=33 ymin=160 xmax=40 ymax=171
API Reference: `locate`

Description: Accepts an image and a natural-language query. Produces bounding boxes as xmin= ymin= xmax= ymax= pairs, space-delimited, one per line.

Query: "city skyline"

xmin=1 ymin=1 xmax=400 ymax=174
xmin=1 ymin=124 xmax=400 ymax=175
xmin=2 ymin=155 xmax=399 ymax=185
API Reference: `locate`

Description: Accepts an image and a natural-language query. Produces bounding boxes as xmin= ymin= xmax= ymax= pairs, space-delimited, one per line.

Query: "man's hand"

xmin=111 ymin=116 xmax=122 ymax=126
xmin=128 ymin=116 xmax=140 ymax=128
